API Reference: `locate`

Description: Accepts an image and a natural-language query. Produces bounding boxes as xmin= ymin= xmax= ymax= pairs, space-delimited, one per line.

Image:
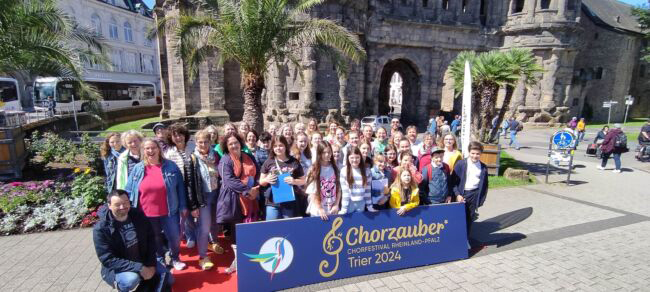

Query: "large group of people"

xmin=94 ymin=117 xmax=489 ymax=291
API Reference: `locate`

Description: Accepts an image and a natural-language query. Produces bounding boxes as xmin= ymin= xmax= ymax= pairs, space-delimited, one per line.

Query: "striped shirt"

xmin=340 ymin=166 xmax=372 ymax=213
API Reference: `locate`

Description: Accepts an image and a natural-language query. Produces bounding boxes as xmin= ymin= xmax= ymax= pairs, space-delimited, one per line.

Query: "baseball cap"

xmin=430 ymin=146 xmax=445 ymax=154
xmin=152 ymin=123 xmax=166 ymax=132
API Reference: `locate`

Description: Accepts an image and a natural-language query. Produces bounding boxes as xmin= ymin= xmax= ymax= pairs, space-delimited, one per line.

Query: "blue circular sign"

xmin=552 ymin=131 xmax=574 ymax=148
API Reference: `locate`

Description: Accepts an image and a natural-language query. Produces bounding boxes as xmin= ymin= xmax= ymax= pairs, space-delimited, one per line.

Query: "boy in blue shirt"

xmin=419 ymin=147 xmax=452 ymax=205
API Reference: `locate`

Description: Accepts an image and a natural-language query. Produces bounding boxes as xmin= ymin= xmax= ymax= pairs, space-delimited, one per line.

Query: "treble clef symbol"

xmin=319 ymin=217 xmax=343 ymax=278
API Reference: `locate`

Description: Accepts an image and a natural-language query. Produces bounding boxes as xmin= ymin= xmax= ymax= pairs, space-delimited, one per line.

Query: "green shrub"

xmin=71 ymin=172 xmax=106 ymax=208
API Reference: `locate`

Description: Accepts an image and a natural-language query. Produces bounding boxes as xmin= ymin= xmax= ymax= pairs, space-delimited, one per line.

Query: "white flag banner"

xmin=461 ymin=61 xmax=472 ymax=158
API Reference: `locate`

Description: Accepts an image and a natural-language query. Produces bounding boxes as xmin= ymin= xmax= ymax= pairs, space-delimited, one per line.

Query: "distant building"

xmin=156 ymin=0 xmax=649 ymax=127
xmin=57 ymin=0 xmax=161 ymax=95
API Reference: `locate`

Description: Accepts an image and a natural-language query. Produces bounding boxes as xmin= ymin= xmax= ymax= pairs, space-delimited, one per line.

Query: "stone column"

xmin=525 ymin=0 xmax=537 ymax=22
xmin=540 ymin=50 xmax=559 ymax=111
xmin=300 ymin=46 xmax=317 ymax=116
xmin=556 ymin=0 xmax=567 ymax=19
xmin=163 ymin=3 xmax=188 ymax=118
xmin=154 ymin=6 xmax=170 ymax=118
xmin=196 ymin=53 xmax=229 ymax=122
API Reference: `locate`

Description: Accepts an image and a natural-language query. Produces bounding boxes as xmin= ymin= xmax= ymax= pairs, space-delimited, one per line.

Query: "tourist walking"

xmin=507 ymin=117 xmax=522 ymax=150
xmin=597 ymin=124 xmax=627 ymax=173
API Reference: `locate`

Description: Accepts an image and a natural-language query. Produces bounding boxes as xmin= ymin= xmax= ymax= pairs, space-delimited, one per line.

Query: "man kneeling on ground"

xmin=93 ymin=189 xmax=167 ymax=291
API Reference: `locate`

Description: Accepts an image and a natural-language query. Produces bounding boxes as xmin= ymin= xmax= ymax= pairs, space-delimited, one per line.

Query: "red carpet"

xmin=173 ymin=238 xmax=238 ymax=291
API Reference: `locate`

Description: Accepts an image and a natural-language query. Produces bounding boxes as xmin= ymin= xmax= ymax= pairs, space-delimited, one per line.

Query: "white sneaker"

xmin=186 ymin=240 xmax=195 ymax=249
xmin=612 ymin=169 xmax=621 ymax=173
xmin=596 ymin=166 xmax=605 ymax=170
xmin=172 ymin=260 xmax=187 ymax=271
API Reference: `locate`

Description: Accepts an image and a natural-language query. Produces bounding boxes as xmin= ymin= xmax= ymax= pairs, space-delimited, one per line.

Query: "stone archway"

xmin=378 ymin=59 xmax=420 ymax=127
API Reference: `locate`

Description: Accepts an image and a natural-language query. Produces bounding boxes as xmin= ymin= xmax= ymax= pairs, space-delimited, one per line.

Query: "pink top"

xmin=138 ymin=164 xmax=168 ymax=217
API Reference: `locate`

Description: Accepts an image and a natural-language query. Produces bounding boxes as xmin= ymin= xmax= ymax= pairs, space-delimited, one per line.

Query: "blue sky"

xmin=142 ymin=0 xmax=647 ymax=9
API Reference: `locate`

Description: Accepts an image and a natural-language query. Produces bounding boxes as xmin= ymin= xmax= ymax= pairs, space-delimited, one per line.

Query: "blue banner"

xmin=236 ymin=203 xmax=468 ymax=291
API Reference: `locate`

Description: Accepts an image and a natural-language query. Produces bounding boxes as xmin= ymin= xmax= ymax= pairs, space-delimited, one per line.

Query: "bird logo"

xmin=244 ymin=237 xmax=294 ymax=280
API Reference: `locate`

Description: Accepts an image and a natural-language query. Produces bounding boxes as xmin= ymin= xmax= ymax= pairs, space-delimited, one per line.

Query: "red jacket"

xmin=601 ymin=128 xmax=623 ymax=154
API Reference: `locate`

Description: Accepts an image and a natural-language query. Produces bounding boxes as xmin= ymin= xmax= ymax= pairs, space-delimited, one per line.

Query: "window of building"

xmin=91 ymin=14 xmax=102 ymax=36
xmin=124 ymin=22 xmax=133 ymax=43
xmin=124 ymin=52 xmax=138 ymax=73
xmin=640 ymin=65 xmax=646 ymax=77
xmin=513 ymin=0 xmax=525 ymax=13
xmin=594 ymin=33 xmax=599 ymax=40
xmin=480 ymin=0 xmax=487 ymax=25
xmin=567 ymin=0 xmax=576 ymax=10
xmin=595 ymin=67 xmax=603 ymax=79
xmin=144 ymin=34 xmax=153 ymax=47
xmin=442 ymin=0 xmax=449 ymax=10
xmin=141 ymin=54 xmax=155 ymax=74
xmin=540 ymin=0 xmax=551 ymax=9
xmin=572 ymin=98 xmax=579 ymax=106
xmin=109 ymin=18 xmax=119 ymax=40
xmin=289 ymin=92 xmax=299 ymax=100
xmin=316 ymin=93 xmax=324 ymax=101
xmin=423 ymin=0 xmax=428 ymax=8
xmin=462 ymin=0 xmax=469 ymax=12
xmin=111 ymin=50 xmax=122 ymax=72
xmin=401 ymin=0 xmax=407 ymax=5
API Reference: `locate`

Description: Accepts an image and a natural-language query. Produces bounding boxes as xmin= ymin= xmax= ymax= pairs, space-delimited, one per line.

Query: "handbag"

xmin=235 ymin=154 xmax=259 ymax=218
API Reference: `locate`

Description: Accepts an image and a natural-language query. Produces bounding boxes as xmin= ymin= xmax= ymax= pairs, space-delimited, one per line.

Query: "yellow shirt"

xmin=389 ymin=187 xmax=420 ymax=211
xmin=577 ymin=121 xmax=586 ymax=131
xmin=443 ymin=150 xmax=463 ymax=173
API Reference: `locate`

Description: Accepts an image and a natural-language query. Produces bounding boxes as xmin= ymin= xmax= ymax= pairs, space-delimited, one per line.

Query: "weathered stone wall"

xmin=573 ymin=10 xmax=641 ymax=123
xmin=156 ymin=0 xmax=647 ymax=128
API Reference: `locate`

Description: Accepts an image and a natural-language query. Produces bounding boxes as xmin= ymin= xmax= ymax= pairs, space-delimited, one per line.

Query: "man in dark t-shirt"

xmin=94 ymin=190 xmax=164 ymax=292
xmin=639 ymin=119 xmax=650 ymax=144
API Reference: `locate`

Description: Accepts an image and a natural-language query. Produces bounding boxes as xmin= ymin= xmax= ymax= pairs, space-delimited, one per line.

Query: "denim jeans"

xmin=148 ymin=213 xmax=181 ymax=261
xmin=266 ymin=204 xmax=295 ymax=220
xmin=196 ymin=191 xmax=217 ymax=258
xmin=601 ymin=152 xmax=621 ymax=170
xmin=509 ymin=131 xmax=521 ymax=150
xmin=184 ymin=190 xmax=218 ymax=248
xmin=346 ymin=200 xmax=366 ymax=214
xmin=115 ymin=272 xmax=140 ymax=292
xmin=577 ymin=131 xmax=585 ymax=142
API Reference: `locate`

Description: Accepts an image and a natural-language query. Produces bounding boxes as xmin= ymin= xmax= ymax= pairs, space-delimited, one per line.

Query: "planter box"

xmin=480 ymin=143 xmax=501 ymax=176
xmin=0 ymin=126 xmax=26 ymax=179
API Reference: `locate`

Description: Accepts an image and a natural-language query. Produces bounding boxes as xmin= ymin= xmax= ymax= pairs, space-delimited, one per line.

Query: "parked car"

xmin=361 ymin=115 xmax=391 ymax=133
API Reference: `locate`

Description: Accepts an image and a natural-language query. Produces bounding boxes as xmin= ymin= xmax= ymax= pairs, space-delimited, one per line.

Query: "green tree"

xmin=632 ymin=5 xmax=650 ymax=62
xmin=161 ymin=0 xmax=366 ymax=132
xmin=0 ymin=0 xmax=107 ymax=105
xmin=448 ymin=49 xmax=542 ymax=143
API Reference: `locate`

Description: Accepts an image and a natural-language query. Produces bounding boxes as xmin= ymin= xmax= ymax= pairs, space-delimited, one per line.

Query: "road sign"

xmin=625 ymin=99 xmax=634 ymax=105
xmin=603 ymin=103 xmax=611 ymax=108
xmin=552 ymin=131 xmax=575 ymax=149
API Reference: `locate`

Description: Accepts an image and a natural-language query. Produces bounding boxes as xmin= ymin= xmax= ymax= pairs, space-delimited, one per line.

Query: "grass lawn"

xmin=488 ymin=151 xmax=536 ymax=189
xmin=104 ymin=117 xmax=160 ymax=134
xmin=586 ymin=118 xmax=645 ymax=129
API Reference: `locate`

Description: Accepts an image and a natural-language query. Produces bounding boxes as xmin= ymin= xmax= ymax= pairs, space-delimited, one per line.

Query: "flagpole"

xmin=461 ymin=61 xmax=472 ymax=158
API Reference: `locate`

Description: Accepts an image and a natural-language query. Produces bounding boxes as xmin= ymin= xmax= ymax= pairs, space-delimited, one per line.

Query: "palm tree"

xmin=448 ymin=49 xmax=542 ymax=143
xmin=161 ymin=0 xmax=366 ymax=132
xmin=488 ymin=49 xmax=542 ymax=142
xmin=0 ymin=0 xmax=107 ymax=106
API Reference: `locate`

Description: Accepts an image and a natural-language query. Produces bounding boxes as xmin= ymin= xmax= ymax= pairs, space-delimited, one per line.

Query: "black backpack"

xmin=614 ymin=132 xmax=627 ymax=149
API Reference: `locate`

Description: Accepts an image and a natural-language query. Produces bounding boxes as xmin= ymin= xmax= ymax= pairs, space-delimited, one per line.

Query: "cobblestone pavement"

xmin=2 ymin=129 xmax=649 ymax=291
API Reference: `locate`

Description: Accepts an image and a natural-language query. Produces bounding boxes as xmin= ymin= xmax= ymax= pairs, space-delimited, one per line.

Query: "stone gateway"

xmin=155 ymin=0 xmax=649 ymax=128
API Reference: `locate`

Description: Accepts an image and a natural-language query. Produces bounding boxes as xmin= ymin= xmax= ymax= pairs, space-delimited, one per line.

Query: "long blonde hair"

xmin=390 ymin=168 xmax=417 ymax=203
xmin=141 ymin=138 xmax=164 ymax=166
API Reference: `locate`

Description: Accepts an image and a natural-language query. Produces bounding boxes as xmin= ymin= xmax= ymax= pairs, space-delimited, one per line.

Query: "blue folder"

xmin=271 ymin=173 xmax=295 ymax=203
